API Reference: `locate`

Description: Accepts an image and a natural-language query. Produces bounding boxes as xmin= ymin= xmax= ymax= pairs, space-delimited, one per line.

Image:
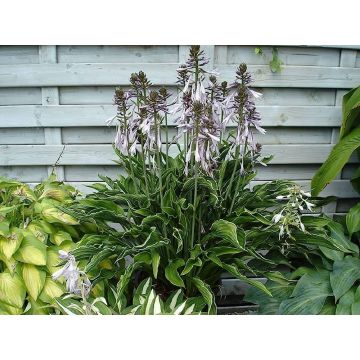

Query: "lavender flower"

xmin=52 ymin=250 xmax=91 ymax=297
xmin=113 ymin=88 xmax=139 ymax=156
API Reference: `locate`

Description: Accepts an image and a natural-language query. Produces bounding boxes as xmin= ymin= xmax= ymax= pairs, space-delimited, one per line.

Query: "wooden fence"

xmin=1 ymin=45 xmax=360 ymax=216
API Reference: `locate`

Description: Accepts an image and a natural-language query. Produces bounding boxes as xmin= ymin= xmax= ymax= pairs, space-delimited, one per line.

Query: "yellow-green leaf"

xmin=39 ymin=277 xmax=65 ymax=304
xmin=46 ymin=246 xmax=62 ymax=274
xmin=0 ymin=227 xmax=23 ymax=259
xmin=0 ymin=272 xmax=26 ymax=308
xmin=42 ymin=208 xmax=79 ymax=225
xmin=14 ymin=233 xmax=47 ymax=266
xmin=52 ymin=231 xmax=72 ymax=246
xmin=22 ymin=263 xmax=46 ymax=301
xmin=27 ymin=223 xmax=48 ymax=243
xmin=0 ymin=301 xmax=23 ymax=315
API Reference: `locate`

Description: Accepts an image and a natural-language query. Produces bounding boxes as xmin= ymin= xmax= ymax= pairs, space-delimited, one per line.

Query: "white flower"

xmin=305 ymin=201 xmax=315 ymax=211
xmin=300 ymin=222 xmax=305 ymax=232
xmin=276 ymin=195 xmax=285 ymax=200
xmin=272 ymin=212 xmax=283 ymax=224
xmin=52 ymin=251 xmax=91 ymax=297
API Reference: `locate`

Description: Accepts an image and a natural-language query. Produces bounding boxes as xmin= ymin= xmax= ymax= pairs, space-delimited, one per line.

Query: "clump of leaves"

xmin=0 ymin=174 xmax=91 ymax=315
xmin=245 ymin=218 xmax=360 ymax=314
xmin=62 ymin=46 xmax=338 ymax=314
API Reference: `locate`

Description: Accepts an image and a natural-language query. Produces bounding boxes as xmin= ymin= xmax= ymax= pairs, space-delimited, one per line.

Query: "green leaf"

xmin=0 ymin=220 xmax=9 ymax=237
xmin=21 ymin=263 xmax=46 ymax=301
xmin=206 ymin=219 xmax=244 ymax=249
xmin=340 ymin=85 xmax=360 ymax=139
xmin=191 ymin=277 xmax=216 ymax=315
xmin=0 ymin=272 xmax=26 ymax=308
xmin=165 ymin=259 xmax=185 ymax=288
xmin=311 ymin=128 xmax=360 ymax=196
xmin=330 ymin=256 xmax=360 ymax=301
xmin=336 ymin=288 xmax=355 ymax=315
xmin=244 ymin=280 xmax=294 ymax=315
xmin=346 ymin=203 xmax=360 ymax=237
xmin=294 ymin=231 xmax=354 ymax=253
xmin=350 ymin=166 xmax=360 ymax=193
xmin=13 ymin=232 xmax=47 ymax=266
xmin=151 ymin=250 xmax=160 ymax=279
xmin=279 ymin=270 xmax=332 ymax=315
xmin=207 ymin=253 xmax=272 ymax=296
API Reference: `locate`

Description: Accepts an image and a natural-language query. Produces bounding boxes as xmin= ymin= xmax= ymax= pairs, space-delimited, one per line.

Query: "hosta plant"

xmin=245 ymin=217 xmax=360 ymax=314
xmin=62 ymin=46 xmax=341 ymax=314
xmin=0 ymin=174 xmax=86 ymax=314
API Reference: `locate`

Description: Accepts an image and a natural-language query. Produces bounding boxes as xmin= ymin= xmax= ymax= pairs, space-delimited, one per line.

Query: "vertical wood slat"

xmin=39 ymin=45 xmax=65 ymax=180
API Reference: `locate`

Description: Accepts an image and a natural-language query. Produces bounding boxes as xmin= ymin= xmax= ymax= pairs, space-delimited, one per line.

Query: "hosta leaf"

xmin=165 ymin=259 xmax=185 ymax=288
xmin=330 ymin=256 xmax=360 ymax=301
xmin=0 ymin=227 xmax=23 ymax=259
xmin=144 ymin=289 xmax=157 ymax=315
xmin=340 ymin=85 xmax=360 ymax=138
xmin=51 ymin=231 xmax=72 ymax=246
xmin=0 ymin=272 xmax=26 ymax=308
xmin=328 ymin=220 xmax=359 ymax=254
xmin=294 ymin=232 xmax=353 ymax=253
xmin=336 ymin=288 xmax=355 ymax=315
xmin=311 ymin=127 xmax=360 ymax=196
xmin=279 ymin=270 xmax=332 ymax=315
xmin=0 ymin=220 xmax=10 ymax=237
xmin=346 ymin=203 xmax=360 ymax=237
xmin=42 ymin=208 xmax=79 ymax=225
xmin=207 ymin=253 xmax=271 ymax=296
xmin=0 ymin=301 xmax=23 ymax=315
xmin=166 ymin=289 xmax=184 ymax=311
xmin=14 ymin=233 xmax=47 ymax=266
xmin=133 ymin=278 xmax=152 ymax=306
xmin=27 ymin=223 xmax=48 ymax=243
xmin=0 ymin=254 xmax=17 ymax=274
xmin=151 ymin=250 xmax=160 ymax=279
xmin=22 ymin=263 xmax=46 ymax=300
xmin=244 ymin=281 xmax=294 ymax=315
xmin=39 ymin=277 xmax=65 ymax=304
xmin=191 ymin=277 xmax=216 ymax=315
xmin=206 ymin=219 xmax=244 ymax=249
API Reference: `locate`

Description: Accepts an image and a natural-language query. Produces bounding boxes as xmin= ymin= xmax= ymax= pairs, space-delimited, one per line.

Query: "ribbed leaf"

xmin=340 ymin=85 xmax=360 ymax=138
xmin=346 ymin=203 xmax=360 ymax=237
xmin=39 ymin=277 xmax=65 ymax=304
xmin=330 ymin=256 xmax=360 ymax=301
xmin=336 ymin=288 xmax=355 ymax=315
xmin=0 ymin=227 xmax=23 ymax=259
xmin=0 ymin=272 xmax=26 ymax=308
xmin=42 ymin=208 xmax=79 ymax=225
xmin=279 ymin=270 xmax=332 ymax=315
xmin=311 ymin=128 xmax=360 ymax=196
xmin=22 ymin=263 xmax=46 ymax=301
xmin=14 ymin=233 xmax=47 ymax=266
